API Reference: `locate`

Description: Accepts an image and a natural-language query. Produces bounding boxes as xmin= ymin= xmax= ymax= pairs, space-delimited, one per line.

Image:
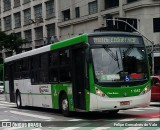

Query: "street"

xmin=0 ymin=94 xmax=159 ymax=130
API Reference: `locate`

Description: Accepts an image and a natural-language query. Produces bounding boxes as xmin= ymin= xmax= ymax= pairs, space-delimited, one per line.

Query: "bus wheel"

xmin=16 ymin=92 xmax=22 ymax=109
xmin=60 ymin=94 xmax=70 ymax=116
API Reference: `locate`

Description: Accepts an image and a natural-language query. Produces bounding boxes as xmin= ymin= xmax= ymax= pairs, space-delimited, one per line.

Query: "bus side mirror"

xmin=85 ymin=48 xmax=92 ymax=63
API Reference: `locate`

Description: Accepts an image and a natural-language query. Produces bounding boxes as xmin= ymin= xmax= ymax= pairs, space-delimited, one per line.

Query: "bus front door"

xmin=72 ymin=47 xmax=86 ymax=110
xmin=8 ymin=64 xmax=15 ymax=102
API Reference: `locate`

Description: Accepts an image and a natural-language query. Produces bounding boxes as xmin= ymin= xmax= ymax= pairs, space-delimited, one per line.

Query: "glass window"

xmin=88 ymin=1 xmax=97 ymax=15
xmin=24 ymin=9 xmax=31 ymax=25
xmin=75 ymin=7 xmax=80 ymax=18
xmin=62 ymin=9 xmax=70 ymax=21
xmin=92 ymin=46 xmax=148 ymax=82
xmin=153 ymin=18 xmax=160 ymax=32
xmin=35 ymin=27 xmax=43 ymax=40
xmin=24 ymin=30 xmax=32 ymax=42
xmin=4 ymin=16 xmax=12 ymax=31
xmin=60 ymin=49 xmax=70 ymax=65
xmin=34 ymin=4 xmax=42 ymax=19
xmin=105 ymin=0 xmax=119 ymax=9
xmin=23 ymin=0 xmax=30 ymax=4
xmin=46 ymin=0 xmax=55 ymax=19
xmin=14 ymin=0 xmax=20 ymax=7
xmin=3 ymin=0 xmax=11 ymax=11
xmin=14 ymin=12 xmax=21 ymax=28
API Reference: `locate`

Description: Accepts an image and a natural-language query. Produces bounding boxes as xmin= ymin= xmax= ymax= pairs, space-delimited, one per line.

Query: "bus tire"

xmin=60 ymin=94 xmax=70 ymax=117
xmin=16 ymin=92 xmax=22 ymax=109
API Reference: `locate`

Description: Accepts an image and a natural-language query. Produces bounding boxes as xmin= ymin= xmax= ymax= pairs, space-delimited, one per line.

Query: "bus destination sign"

xmin=93 ymin=37 xmax=140 ymax=44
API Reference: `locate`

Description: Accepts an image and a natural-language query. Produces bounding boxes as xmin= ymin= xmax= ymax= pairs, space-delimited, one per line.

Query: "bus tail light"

xmin=140 ymin=85 xmax=150 ymax=95
xmin=95 ymin=87 xmax=106 ymax=97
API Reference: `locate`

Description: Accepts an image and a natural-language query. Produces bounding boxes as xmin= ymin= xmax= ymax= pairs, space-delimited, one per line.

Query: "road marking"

xmin=0 ymin=119 xmax=10 ymax=121
xmin=122 ymin=109 xmax=143 ymax=111
xmin=119 ymin=118 xmax=136 ymax=121
xmin=0 ymin=103 xmax=16 ymax=107
xmin=61 ymin=123 xmax=91 ymax=130
xmin=69 ymin=119 xmax=83 ymax=121
xmin=124 ymin=127 xmax=142 ymax=130
xmin=92 ymin=127 xmax=111 ymax=130
xmin=9 ymin=110 xmax=54 ymax=120
xmin=150 ymin=102 xmax=160 ymax=105
xmin=0 ymin=101 xmax=16 ymax=105
xmin=3 ymin=127 xmax=22 ymax=130
xmin=147 ymin=118 xmax=160 ymax=121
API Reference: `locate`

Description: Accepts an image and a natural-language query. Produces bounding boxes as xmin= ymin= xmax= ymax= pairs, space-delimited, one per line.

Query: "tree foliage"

xmin=0 ymin=31 xmax=27 ymax=54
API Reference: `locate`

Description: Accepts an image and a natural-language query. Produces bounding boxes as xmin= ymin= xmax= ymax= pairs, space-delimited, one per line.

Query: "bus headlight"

xmin=140 ymin=85 xmax=150 ymax=95
xmin=95 ymin=87 xmax=106 ymax=97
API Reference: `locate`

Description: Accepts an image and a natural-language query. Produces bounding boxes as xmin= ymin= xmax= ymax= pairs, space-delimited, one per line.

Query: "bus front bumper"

xmin=89 ymin=91 xmax=151 ymax=111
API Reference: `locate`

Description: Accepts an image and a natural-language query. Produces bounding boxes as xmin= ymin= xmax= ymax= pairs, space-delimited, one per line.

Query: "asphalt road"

xmin=0 ymin=94 xmax=159 ymax=130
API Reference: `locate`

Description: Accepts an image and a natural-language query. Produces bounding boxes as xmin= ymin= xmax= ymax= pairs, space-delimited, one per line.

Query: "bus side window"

xmin=49 ymin=52 xmax=59 ymax=83
xmin=59 ymin=49 xmax=71 ymax=82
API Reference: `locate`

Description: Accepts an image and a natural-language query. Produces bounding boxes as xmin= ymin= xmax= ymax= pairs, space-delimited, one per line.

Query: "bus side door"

xmin=72 ymin=46 xmax=86 ymax=110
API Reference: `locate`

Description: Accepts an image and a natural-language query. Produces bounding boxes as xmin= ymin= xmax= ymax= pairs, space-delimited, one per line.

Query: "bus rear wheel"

xmin=60 ymin=94 xmax=70 ymax=116
xmin=16 ymin=92 xmax=22 ymax=109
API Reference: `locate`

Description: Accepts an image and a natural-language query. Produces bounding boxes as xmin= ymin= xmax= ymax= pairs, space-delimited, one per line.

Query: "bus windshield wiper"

xmin=103 ymin=45 xmax=120 ymax=69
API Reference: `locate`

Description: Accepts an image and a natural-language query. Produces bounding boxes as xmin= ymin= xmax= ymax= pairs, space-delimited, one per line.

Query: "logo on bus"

xmin=39 ymin=86 xmax=49 ymax=93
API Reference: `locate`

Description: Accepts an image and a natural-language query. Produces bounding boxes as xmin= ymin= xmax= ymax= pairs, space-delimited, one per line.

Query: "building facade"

xmin=0 ymin=0 xmax=160 ymax=59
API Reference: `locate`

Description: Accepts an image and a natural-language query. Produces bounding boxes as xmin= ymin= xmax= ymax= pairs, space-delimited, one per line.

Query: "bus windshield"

xmin=91 ymin=46 xmax=148 ymax=83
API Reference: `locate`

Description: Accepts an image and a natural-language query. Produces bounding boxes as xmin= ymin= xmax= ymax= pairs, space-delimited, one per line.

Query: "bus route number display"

xmin=93 ymin=37 xmax=139 ymax=44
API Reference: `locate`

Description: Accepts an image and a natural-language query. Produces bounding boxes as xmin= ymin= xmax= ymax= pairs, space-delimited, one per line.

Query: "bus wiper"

xmin=103 ymin=45 xmax=120 ymax=69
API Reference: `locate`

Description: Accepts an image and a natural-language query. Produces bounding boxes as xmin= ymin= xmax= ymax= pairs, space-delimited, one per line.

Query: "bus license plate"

xmin=120 ymin=101 xmax=130 ymax=106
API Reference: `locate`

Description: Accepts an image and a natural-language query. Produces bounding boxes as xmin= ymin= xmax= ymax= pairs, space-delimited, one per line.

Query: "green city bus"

xmin=4 ymin=32 xmax=151 ymax=116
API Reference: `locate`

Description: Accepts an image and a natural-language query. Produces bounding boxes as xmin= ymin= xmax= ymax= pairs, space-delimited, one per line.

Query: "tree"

xmin=0 ymin=31 xmax=27 ymax=54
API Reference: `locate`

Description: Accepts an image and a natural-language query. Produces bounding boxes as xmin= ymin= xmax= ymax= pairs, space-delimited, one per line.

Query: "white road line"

xmin=92 ymin=127 xmax=111 ymax=130
xmin=141 ymin=107 xmax=160 ymax=110
xmin=124 ymin=127 xmax=142 ymax=130
xmin=0 ymin=103 xmax=16 ymax=107
xmin=61 ymin=123 xmax=91 ymax=130
xmin=9 ymin=110 xmax=54 ymax=120
xmin=119 ymin=118 xmax=136 ymax=121
xmin=122 ymin=109 xmax=143 ymax=111
xmin=0 ymin=119 xmax=10 ymax=121
xmin=3 ymin=127 xmax=22 ymax=130
xmin=68 ymin=119 xmax=83 ymax=121
xmin=0 ymin=101 xmax=16 ymax=105
xmin=150 ymin=102 xmax=160 ymax=105
xmin=147 ymin=118 xmax=160 ymax=121
xmin=0 ymin=106 xmax=6 ymax=108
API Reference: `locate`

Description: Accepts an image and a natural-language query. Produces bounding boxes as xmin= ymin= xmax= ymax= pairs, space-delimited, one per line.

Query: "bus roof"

xmin=4 ymin=34 xmax=88 ymax=63
xmin=4 ymin=32 xmax=141 ymax=63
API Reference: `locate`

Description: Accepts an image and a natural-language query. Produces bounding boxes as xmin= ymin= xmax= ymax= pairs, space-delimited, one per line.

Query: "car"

xmin=151 ymin=75 xmax=160 ymax=102
xmin=0 ymin=81 xmax=4 ymax=94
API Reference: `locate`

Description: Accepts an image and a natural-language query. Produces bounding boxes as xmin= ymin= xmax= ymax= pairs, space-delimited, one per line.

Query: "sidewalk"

xmin=0 ymin=94 xmax=5 ymax=101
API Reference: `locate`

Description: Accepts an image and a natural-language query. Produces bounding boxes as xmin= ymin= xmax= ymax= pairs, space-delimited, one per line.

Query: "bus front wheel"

xmin=16 ymin=92 xmax=22 ymax=109
xmin=60 ymin=94 xmax=70 ymax=116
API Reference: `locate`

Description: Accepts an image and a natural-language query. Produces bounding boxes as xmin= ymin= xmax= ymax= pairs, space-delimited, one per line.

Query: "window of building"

xmin=3 ymin=0 xmax=11 ymax=11
xmin=15 ymin=32 xmax=21 ymax=39
xmin=153 ymin=18 xmax=160 ymax=32
xmin=14 ymin=0 xmax=20 ymax=7
xmin=75 ymin=7 xmax=80 ymax=18
xmin=23 ymin=0 xmax=30 ymax=4
xmin=62 ymin=9 xmax=70 ymax=21
xmin=34 ymin=4 xmax=42 ymax=19
xmin=88 ymin=1 xmax=97 ymax=15
xmin=105 ymin=0 xmax=119 ymax=9
xmin=35 ymin=27 xmax=43 ymax=40
xmin=46 ymin=24 xmax=55 ymax=44
xmin=127 ymin=0 xmax=138 ymax=3
xmin=4 ymin=16 xmax=12 ymax=31
xmin=46 ymin=0 xmax=55 ymax=19
xmin=24 ymin=30 xmax=32 ymax=42
xmin=14 ymin=12 xmax=21 ymax=28
xmin=24 ymin=8 xmax=31 ymax=25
